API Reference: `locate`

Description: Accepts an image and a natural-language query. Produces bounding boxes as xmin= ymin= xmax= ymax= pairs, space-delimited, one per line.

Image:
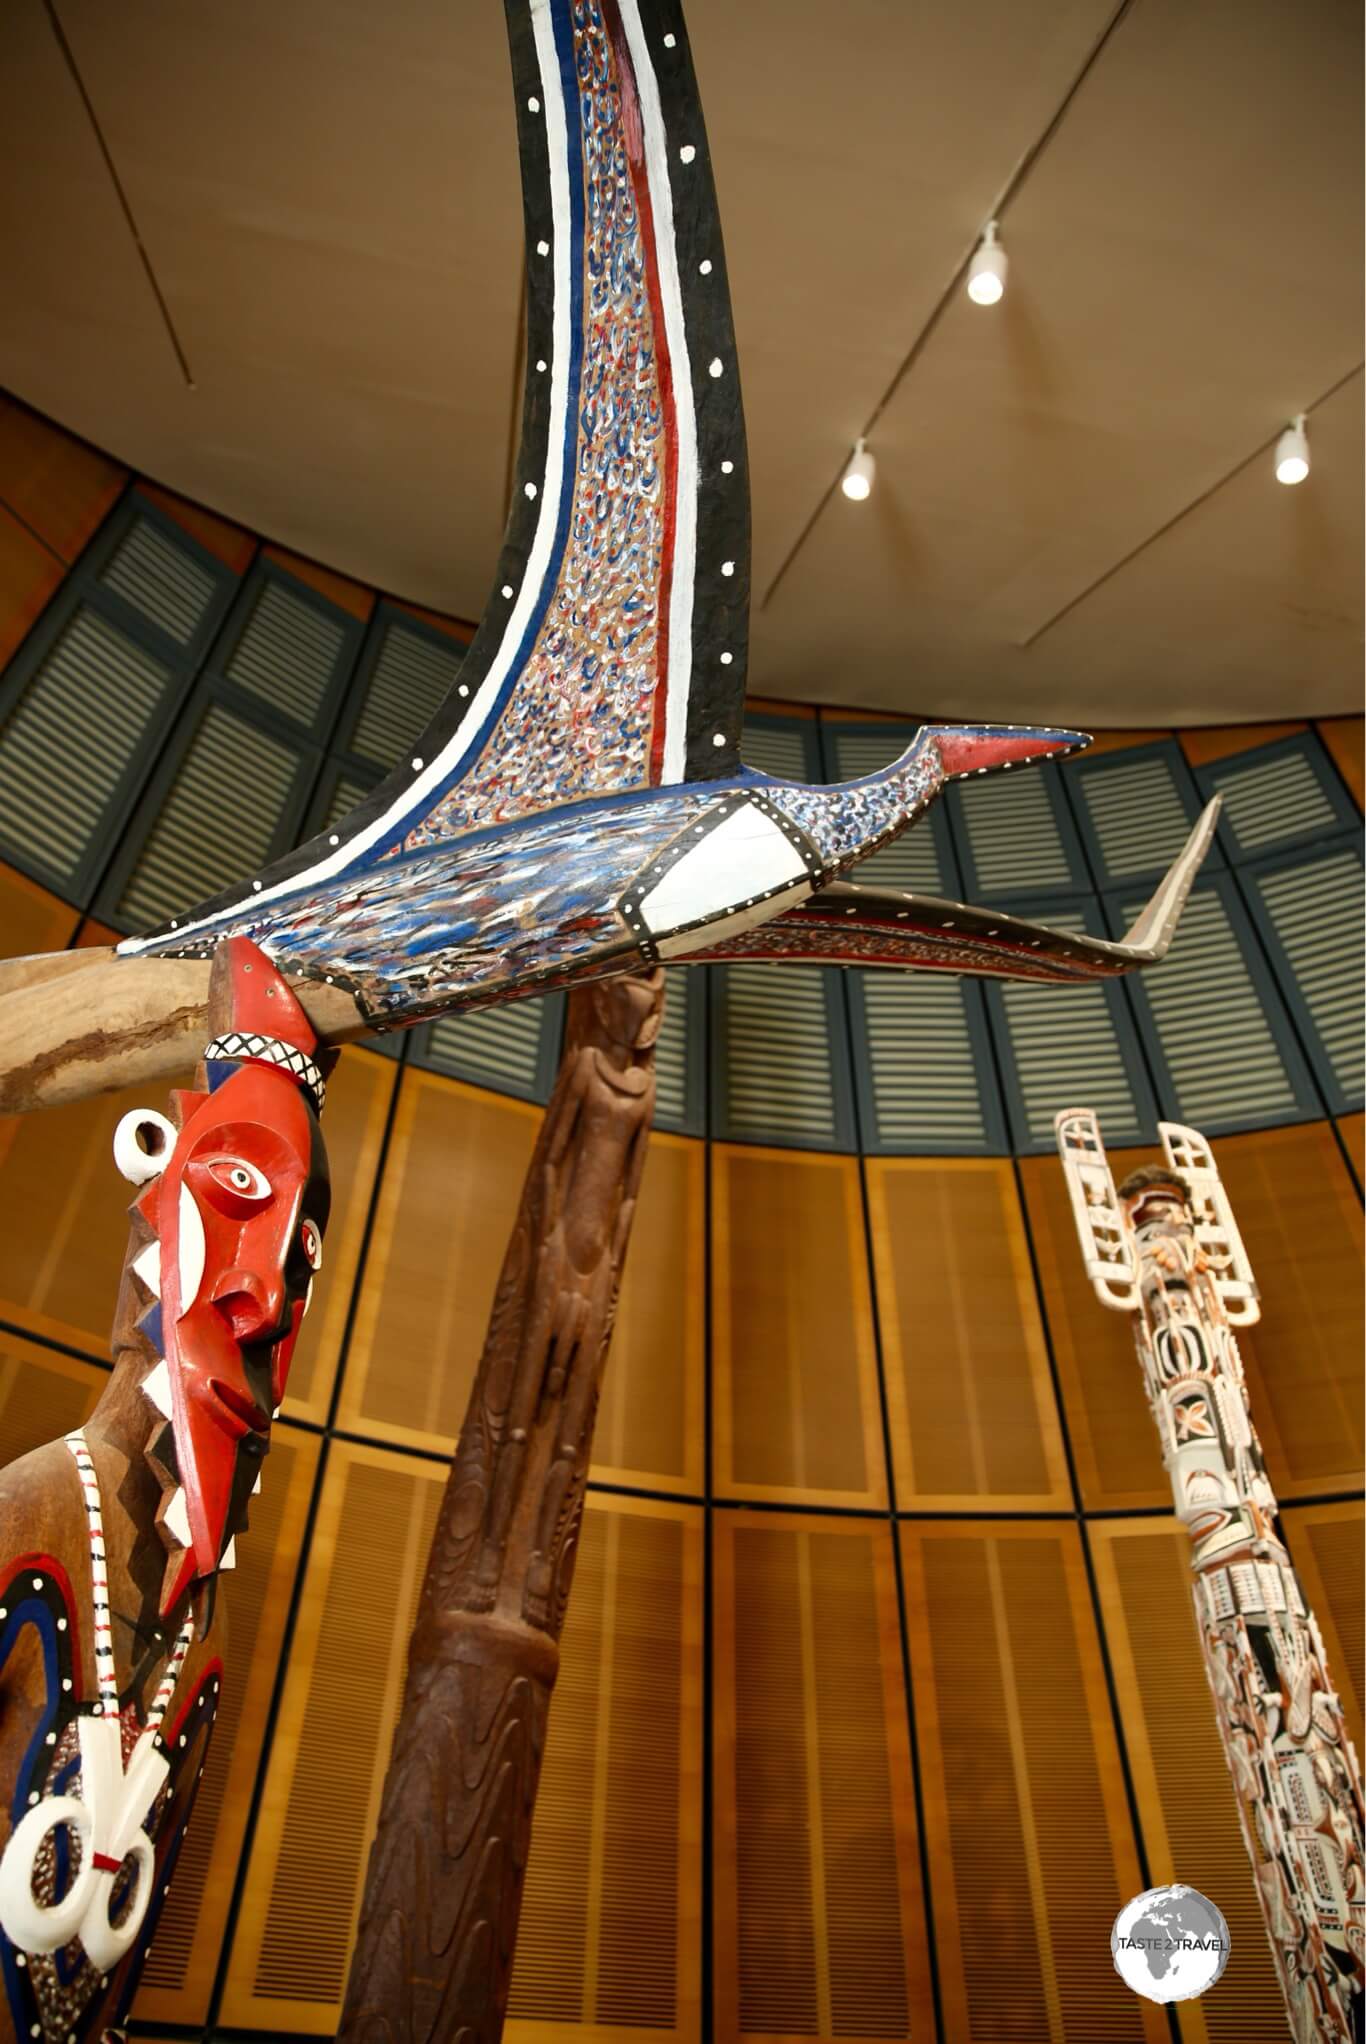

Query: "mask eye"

xmin=299 ymin=1219 xmax=323 ymax=1273
xmin=209 ymin=1158 xmax=272 ymax=1202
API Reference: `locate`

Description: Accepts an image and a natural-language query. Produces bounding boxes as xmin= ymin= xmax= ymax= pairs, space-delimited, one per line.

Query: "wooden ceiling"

xmin=0 ymin=0 xmax=1360 ymax=724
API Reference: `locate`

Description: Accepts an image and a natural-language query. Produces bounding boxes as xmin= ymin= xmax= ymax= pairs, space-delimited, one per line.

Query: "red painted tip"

xmin=931 ymin=726 xmax=1089 ymax=779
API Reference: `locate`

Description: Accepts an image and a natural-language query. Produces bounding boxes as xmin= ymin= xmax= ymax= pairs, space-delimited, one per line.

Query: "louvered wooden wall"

xmin=1 ymin=401 xmax=1361 ymax=2044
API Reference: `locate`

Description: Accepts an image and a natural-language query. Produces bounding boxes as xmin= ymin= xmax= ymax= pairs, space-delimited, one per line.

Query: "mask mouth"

xmin=210 ymin=1378 xmax=270 ymax=1433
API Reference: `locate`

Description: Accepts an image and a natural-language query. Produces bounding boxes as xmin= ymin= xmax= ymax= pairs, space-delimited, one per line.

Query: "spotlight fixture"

xmin=1274 ymin=413 xmax=1309 ymax=486
xmin=841 ymin=438 xmax=875 ymax=501
xmin=967 ymin=220 xmax=1007 ymax=306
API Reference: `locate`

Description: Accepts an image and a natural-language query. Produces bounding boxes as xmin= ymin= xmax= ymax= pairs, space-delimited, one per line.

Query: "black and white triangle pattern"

xmin=204 ymin=1031 xmax=327 ymax=1115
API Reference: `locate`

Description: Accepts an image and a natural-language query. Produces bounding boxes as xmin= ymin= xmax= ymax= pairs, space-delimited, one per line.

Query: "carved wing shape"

xmin=691 ymin=798 xmax=1221 ymax=982
xmin=1054 ymin=1109 xmax=1141 ymax=1312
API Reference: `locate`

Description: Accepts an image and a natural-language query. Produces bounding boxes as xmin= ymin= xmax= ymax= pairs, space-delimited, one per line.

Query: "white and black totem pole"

xmin=1056 ymin=1110 xmax=1364 ymax=2044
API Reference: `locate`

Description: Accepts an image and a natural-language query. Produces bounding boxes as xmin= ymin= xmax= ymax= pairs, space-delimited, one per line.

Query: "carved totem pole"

xmin=0 ymin=940 xmax=331 ymax=2043
xmin=1057 ymin=1110 xmax=1365 ymax=2044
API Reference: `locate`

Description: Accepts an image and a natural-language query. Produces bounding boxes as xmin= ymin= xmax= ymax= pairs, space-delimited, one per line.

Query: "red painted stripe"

xmin=607 ymin=0 xmax=679 ymax=786
xmin=93 ymin=1851 xmax=124 ymax=1874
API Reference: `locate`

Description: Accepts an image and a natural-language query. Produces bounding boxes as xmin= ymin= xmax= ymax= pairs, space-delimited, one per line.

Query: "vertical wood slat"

xmin=712 ymin=1145 xmax=886 ymax=1508
xmin=1088 ymin=1520 xmax=1289 ymax=2043
xmin=713 ymin=1512 xmax=933 ymax=2044
xmin=867 ymin=1158 xmax=1070 ymax=1510
xmin=0 ymin=1334 xmax=104 ymax=1468
xmin=902 ymin=1520 xmax=1162 ymax=2044
xmin=0 ymin=395 xmax=126 ymax=562
xmin=220 ymin=1441 xmax=445 ymax=2033
xmin=508 ymin=1495 xmax=703 ymax=2044
xmin=136 ymin=1424 xmax=321 ymax=2024
xmin=0 ymin=858 xmax=81 ymax=960
xmin=1280 ymin=1500 xmax=1364 ymax=1766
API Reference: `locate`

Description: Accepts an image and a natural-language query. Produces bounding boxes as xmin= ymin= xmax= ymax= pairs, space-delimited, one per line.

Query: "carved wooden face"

xmin=133 ymin=1061 xmax=329 ymax=1611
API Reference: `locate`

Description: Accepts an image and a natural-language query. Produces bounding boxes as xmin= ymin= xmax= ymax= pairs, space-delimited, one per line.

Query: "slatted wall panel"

xmin=1282 ymin=1501 xmax=1365 ymax=1763
xmin=1016 ymin=1147 xmax=1169 ymax=1511
xmin=948 ymin=766 xmax=1087 ymax=901
xmin=281 ymin=1046 xmax=397 ymax=1426
xmin=739 ymin=712 xmax=820 ymax=782
xmin=1195 ymin=734 xmax=1356 ymax=861
xmin=866 ymin=1160 xmax=1069 ymax=1509
xmin=712 ymin=1146 xmax=884 ymax=1506
xmin=903 ymin=1522 xmax=1161 ymax=2044
xmin=824 ymin=724 xmax=955 ymax=892
xmin=714 ymin=1514 xmax=933 ymax=2044
xmin=1064 ymin=740 xmax=1213 ymax=888
xmin=0 ymin=1071 xmax=191 ymax=1355
xmin=1241 ymin=840 xmax=1364 ymax=1112
xmin=0 ymin=606 xmax=174 ymax=886
xmin=653 ymin=966 xmax=706 ymax=1137
xmin=315 ymin=765 xmax=378 ymax=836
xmin=112 ymin=699 xmax=305 ymax=929
xmin=220 ymin=1441 xmax=444 ymax=2033
xmin=593 ymin=1133 xmax=705 ymax=1496
xmin=848 ymin=972 xmax=1005 ymax=1152
xmin=712 ymin=964 xmax=857 ymax=1150
xmin=419 ymin=994 xmax=563 ymax=1103
xmin=0 ymin=1335 xmax=103 ymax=1467
xmin=336 ymin=1072 xmax=539 ymax=1454
xmin=1089 ymin=1521 xmax=1288 ymax=2042
xmin=0 ymin=859 xmax=80 ymax=959
xmin=350 ymin=611 xmax=466 ymax=769
xmin=1209 ymin=1125 xmax=1364 ymax=1497
xmin=137 ymin=1424 xmax=320 ymax=2024
xmin=97 ymin=511 xmax=221 ymax=645
xmin=221 ymin=571 xmax=353 ymax=731
xmin=986 ymin=903 xmax=1156 ymax=1152
xmin=507 ymin=1495 xmax=703 ymax=2044
xmin=1114 ymin=875 xmax=1320 ymax=1130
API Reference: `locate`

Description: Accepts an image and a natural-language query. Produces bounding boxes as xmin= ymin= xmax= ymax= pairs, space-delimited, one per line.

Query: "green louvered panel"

xmin=1198 ymin=739 xmax=1346 ymax=859
xmin=351 ymin=617 xmax=465 ymax=769
xmin=115 ymin=704 xmax=302 ymax=928
xmin=421 ymin=996 xmax=560 ymax=1103
xmin=1242 ymin=844 xmax=1364 ymax=1112
xmin=986 ymin=906 xmax=1154 ymax=1151
xmin=1066 ymin=744 xmax=1206 ymax=887
xmin=713 ymin=964 xmax=855 ymax=1150
xmin=652 ymin=966 xmax=703 ymax=1135
xmin=97 ymin=513 xmax=220 ymax=646
xmin=950 ymin=770 xmax=1084 ymax=901
xmin=850 ymin=973 xmax=1004 ymax=1153
xmin=223 ymin=577 xmax=350 ymax=731
xmin=739 ymin=716 xmax=818 ymax=783
xmin=0 ymin=607 xmax=173 ymax=885
xmin=1117 ymin=878 xmax=1317 ymax=1131
xmin=321 ymin=773 xmax=373 ymax=835
xmin=828 ymin=727 xmax=948 ymax=893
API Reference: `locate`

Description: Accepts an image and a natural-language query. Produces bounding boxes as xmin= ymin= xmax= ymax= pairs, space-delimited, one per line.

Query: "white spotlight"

xmin=841 ymin=438 xmax=875 ymax=501
xmin=1274 ymin=413 xmax=1309 ymax=486
xmin=967 ymin=220 xmax=1007 ymax=306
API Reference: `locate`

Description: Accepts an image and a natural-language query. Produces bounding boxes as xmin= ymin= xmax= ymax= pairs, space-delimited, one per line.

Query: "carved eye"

xmin=209 ymin=1159 xmax=272 ymax=1202
xmin=300 ymin=1219 xmax=323 ymax=1272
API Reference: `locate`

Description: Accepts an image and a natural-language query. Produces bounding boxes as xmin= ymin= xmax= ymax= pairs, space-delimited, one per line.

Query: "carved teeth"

xmin=251 ymin=1474 xmax=262 ymax=1496
xmin=162 ymin=1487 xmax=192 ymax=1549
xmin=142 ymin=1358 xmax=174 ymax=1419
xmin=131 ymin=1241 xmax=161 ymax=1297
xmin=219 ymin=1538 xmax=237 ymax=1571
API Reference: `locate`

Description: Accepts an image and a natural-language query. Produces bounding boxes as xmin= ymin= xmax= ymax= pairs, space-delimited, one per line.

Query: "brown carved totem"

xmin=339 ymin=968 xmax=665 ymax=2044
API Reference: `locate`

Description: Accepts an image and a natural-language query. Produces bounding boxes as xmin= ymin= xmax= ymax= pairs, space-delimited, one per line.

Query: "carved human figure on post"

xmin=0 ymin=940 xmax=330 ymax=2044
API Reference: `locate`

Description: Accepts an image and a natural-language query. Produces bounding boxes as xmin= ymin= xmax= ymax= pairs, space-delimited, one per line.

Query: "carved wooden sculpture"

xmin=0 ymin=942 xmax=331 ymax=2043
xmin=339 ymin=969 xmax=663 ymax=2044
xmin=1057 ymin=1111 xmax=1365 ymax=2044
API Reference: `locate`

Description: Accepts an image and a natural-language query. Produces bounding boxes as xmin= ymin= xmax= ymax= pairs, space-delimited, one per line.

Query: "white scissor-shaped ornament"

xmin=0 ymin=1433 xmax=195 ymax=1972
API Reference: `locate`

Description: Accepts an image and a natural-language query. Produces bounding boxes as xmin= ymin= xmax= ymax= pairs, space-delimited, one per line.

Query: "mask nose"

xmin=210 ymin=1268 xmax=285 ymax=1343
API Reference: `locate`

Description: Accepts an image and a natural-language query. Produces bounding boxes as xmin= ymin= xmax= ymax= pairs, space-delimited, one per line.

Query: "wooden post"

xmin=339 ymin=968 xmax=665 ymax=2044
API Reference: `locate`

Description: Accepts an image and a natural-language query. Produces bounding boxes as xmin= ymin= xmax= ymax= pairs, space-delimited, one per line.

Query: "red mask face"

xmin=117 ymin=941 xmax=330 ymax=1614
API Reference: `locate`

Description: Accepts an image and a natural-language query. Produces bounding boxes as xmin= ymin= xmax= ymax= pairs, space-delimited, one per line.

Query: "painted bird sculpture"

xmin=0 ymin=0 xmax=1217 ymax=1119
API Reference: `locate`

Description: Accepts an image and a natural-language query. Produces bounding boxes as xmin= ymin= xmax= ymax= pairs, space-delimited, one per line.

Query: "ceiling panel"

xmin=756 ymin=0 xmax=1363 ymax=721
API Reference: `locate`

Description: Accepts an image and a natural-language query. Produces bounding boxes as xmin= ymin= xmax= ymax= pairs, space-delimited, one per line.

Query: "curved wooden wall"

xmin=0 ymin=395 xmax=1360 ymax=2044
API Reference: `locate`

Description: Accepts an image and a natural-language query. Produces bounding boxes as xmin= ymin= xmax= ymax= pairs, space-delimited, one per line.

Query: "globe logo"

xmin=1111 ymin=1884 xmax=1230 ymax=2003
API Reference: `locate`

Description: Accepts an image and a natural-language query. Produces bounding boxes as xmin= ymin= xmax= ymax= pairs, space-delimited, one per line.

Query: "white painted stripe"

xmin=618 ymin=0 xmax=698 ymax=787
xmin=120 ymin=0 xmax=576 ymax=956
